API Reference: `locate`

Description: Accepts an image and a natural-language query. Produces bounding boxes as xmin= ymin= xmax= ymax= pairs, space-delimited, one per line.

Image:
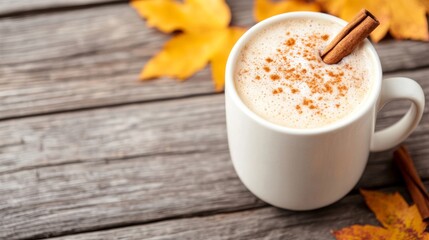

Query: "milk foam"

xmin=235 ymin=18 xmax=373 ymax=129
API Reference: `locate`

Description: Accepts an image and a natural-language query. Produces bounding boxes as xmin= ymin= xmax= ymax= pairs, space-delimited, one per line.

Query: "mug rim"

xmin=225 ymin=11 xmax=383 ymax=135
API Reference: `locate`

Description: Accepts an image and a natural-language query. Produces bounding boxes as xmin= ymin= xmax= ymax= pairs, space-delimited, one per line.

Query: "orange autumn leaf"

xmin=318 ymin=0 xmax=429 ymax=42
xmin=141 ymin=31 xmax=225 ymax=80
xmin=333 ymin=189 xmax=429 ymax=240
xmin=211 ymin=27 xmax=246 ymax=91
xmin=142 ymin=28 xmax=245 ymax=86
xmin=422 ymin=0 xmax=429 ymax=13
xmin=389 ymin=0 xmax=428 ymax=41
xmin=130 ymin=0 xmax=246 ymax=91
xmin=254 ymin=0 xmax=321 ymax=22
xmin=130 ymin=0 xmax=230 ymax=33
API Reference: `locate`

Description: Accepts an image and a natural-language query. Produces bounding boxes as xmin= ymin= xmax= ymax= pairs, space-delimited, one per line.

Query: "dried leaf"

xmin=316 ymin=0 xmax=345 ymax=16
xmin=389 ymin=0 xmax=429 ymax=41
xmin=319 ymin=0 xmax=429 ymax=42
xmin=142 ymin=28 xmax=246 ymax=90
xmin=421 ymin=0 xmax=429 ymax=13
xmin=361 ymin=190 xmax=426 ymax=233
xmin=254 ymin=0 xmax=321 ymax=22
xmin=319 ymin=0 xmax=390 ymax=42
xmin=334 ymin=225 xmax=392 ymax=239
xmin=141 ymin=31 xmax=226 ymax=80
xmin=131 ymin=0 xmax=246 ymax=90
xmin=211 ymin=27 xmax=246 ymax=91
xmin=424 ymin=233 xmax=429 ymax=240
xmin=333 ymin=189 xmax=428 ymax=240
xmin=130 ymin=0 xmax=230 ymax=33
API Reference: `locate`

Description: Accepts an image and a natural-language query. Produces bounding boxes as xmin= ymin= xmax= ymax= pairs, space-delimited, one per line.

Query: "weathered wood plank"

xmin=0 ymin=66 xmax=429 ymax=239
xmin=0 ymin=0 xmax=124 ymax=16
xmin=1 ymin=67 xmax=428 ymax=175
xmin=51 ymin=184 xmax=419 ymax=240
xmin=0 ymin=4 xmax=214 ymax=119
xmin=0 ymin=3 xmax=428 ymax=119
xmin=0 ymin=94 xmax=261 ymax=239
xmin=0 ymin=150 xmax=264 ymax=239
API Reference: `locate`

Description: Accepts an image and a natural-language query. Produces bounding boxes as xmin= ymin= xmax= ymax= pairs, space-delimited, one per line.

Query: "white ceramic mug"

xmin=225 ymin=12 xmax=425 ymax=210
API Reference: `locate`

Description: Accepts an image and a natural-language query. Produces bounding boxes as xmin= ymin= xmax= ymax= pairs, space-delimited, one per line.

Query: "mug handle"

xmin=370 ymin=77 xmax=425 ymax=152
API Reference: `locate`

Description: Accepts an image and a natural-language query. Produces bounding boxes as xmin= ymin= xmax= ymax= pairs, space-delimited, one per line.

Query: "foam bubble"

xmin=235 ymin=18 xmax=374 ymax=129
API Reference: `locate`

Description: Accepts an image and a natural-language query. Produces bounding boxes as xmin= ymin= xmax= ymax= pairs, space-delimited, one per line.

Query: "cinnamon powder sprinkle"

xmin=338 ymin=85 xmax=348 ymax=92
xmin=263 ymin=66 xmax=271 ymax=72
xmin=285 ymin=38 xmax=295 ymax=46
xmin=270 ymin=74 xmax=280 ymax=81
xmin=284 ymin=68 xmax=295 ymax=74
xmin=323 ymin=83 xmax=333 ymax=93
xmin=314 ymin=73 xmax=322 ymax=79
xmin=345 ymin=64 xmax=353 ymax=70
xmin=272 ymin=87 xmax=283 ymax=94
xmin=246 ymin=32 xmax=353 ymax=116
xmin=295 ymin=105 xmax=303 ymax=114
xmin=303 ymin=98 xmax=313 ymax=106
xmin=327 ymin=70 xmax=335 ymax=77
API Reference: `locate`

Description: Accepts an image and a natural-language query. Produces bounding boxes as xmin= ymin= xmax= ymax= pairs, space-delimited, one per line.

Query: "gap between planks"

xmin=33 ymin=206 xmax=269 ymax=240
xmin=1 ymin=2 xmax=428 ymax=120
xmin=0 ymin=0 xmax=125 ymax=18
xmin=0 ymin=92 xmax=428 ymax=239
xmin=0 ymin=91 xmax=223 ymax=122
xmin=45 ymin=182 xmax=424 ymax=240
xmin=0 ymin=65 xmax=427 ymax=122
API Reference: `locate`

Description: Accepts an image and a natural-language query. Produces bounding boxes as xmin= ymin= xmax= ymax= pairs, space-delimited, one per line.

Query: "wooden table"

xmin=1 ymin=1 xmax=428 ymax=239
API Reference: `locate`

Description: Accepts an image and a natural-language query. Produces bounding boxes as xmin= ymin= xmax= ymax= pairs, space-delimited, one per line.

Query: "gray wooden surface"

xmin=0 ymin=0 xmax=428 ymax=239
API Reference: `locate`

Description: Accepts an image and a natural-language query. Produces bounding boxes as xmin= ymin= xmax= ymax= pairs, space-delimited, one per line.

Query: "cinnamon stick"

xmin=321 ymin=9 xmax=379 ymax=64
xmin=394 ymin=145 xmax=429 ymax=221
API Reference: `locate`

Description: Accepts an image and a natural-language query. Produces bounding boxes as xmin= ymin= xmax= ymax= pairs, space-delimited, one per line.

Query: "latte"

xmin=234 ymin=18 xmax=374 ymax=129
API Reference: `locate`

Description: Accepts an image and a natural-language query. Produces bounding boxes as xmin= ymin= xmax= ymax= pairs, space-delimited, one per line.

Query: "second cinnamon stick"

xmin=394 ymin=145 xmax=429 ymax=221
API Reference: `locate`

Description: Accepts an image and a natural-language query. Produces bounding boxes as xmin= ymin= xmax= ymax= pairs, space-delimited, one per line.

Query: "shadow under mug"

xmin=225 ymin=12 xmax=425 ymax=210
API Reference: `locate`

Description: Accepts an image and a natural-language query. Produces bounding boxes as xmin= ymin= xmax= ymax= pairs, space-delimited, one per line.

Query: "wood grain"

xmin=1 ymin=66 xmax=429 ymax=238
xmin=0 ymin=0 xmax=124 ymax=16
xmin=51 ymin=185 xmax=420 ymax=240
xmin=1 ymin=1 xmax=429 ymax=239
xmin=1 ymin=67 xmax=428 ymax=175
xmin=0 ymin=3 xmax=428 ymax=119
xmin=0 ymin=95 xmax=259 ymax=239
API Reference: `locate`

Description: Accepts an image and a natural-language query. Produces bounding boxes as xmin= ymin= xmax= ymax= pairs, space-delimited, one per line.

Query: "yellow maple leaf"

xmin=389 ymin=0 xmax=428 ymax=41
xmin=421 ymin=0 xmax=429 ymax=13
xmin=254 ymin=0 xmax=321 ymax=22
xmin=141 ymin=31 xmax=225 ymax=80
xmin=130 ymin=0 xmax=230 ymax=33
xmin=211 ymin=27 xmax=246 ymax=91
xmin=333 ymin=189 xmax=429 ymax=240
xmin=318 ymin=0 xmax=429 ymax=42
xmin=130 ymin=0 xmax=245 ymax=91
xmin=142 ymin=28 xmax=245 ymax=88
